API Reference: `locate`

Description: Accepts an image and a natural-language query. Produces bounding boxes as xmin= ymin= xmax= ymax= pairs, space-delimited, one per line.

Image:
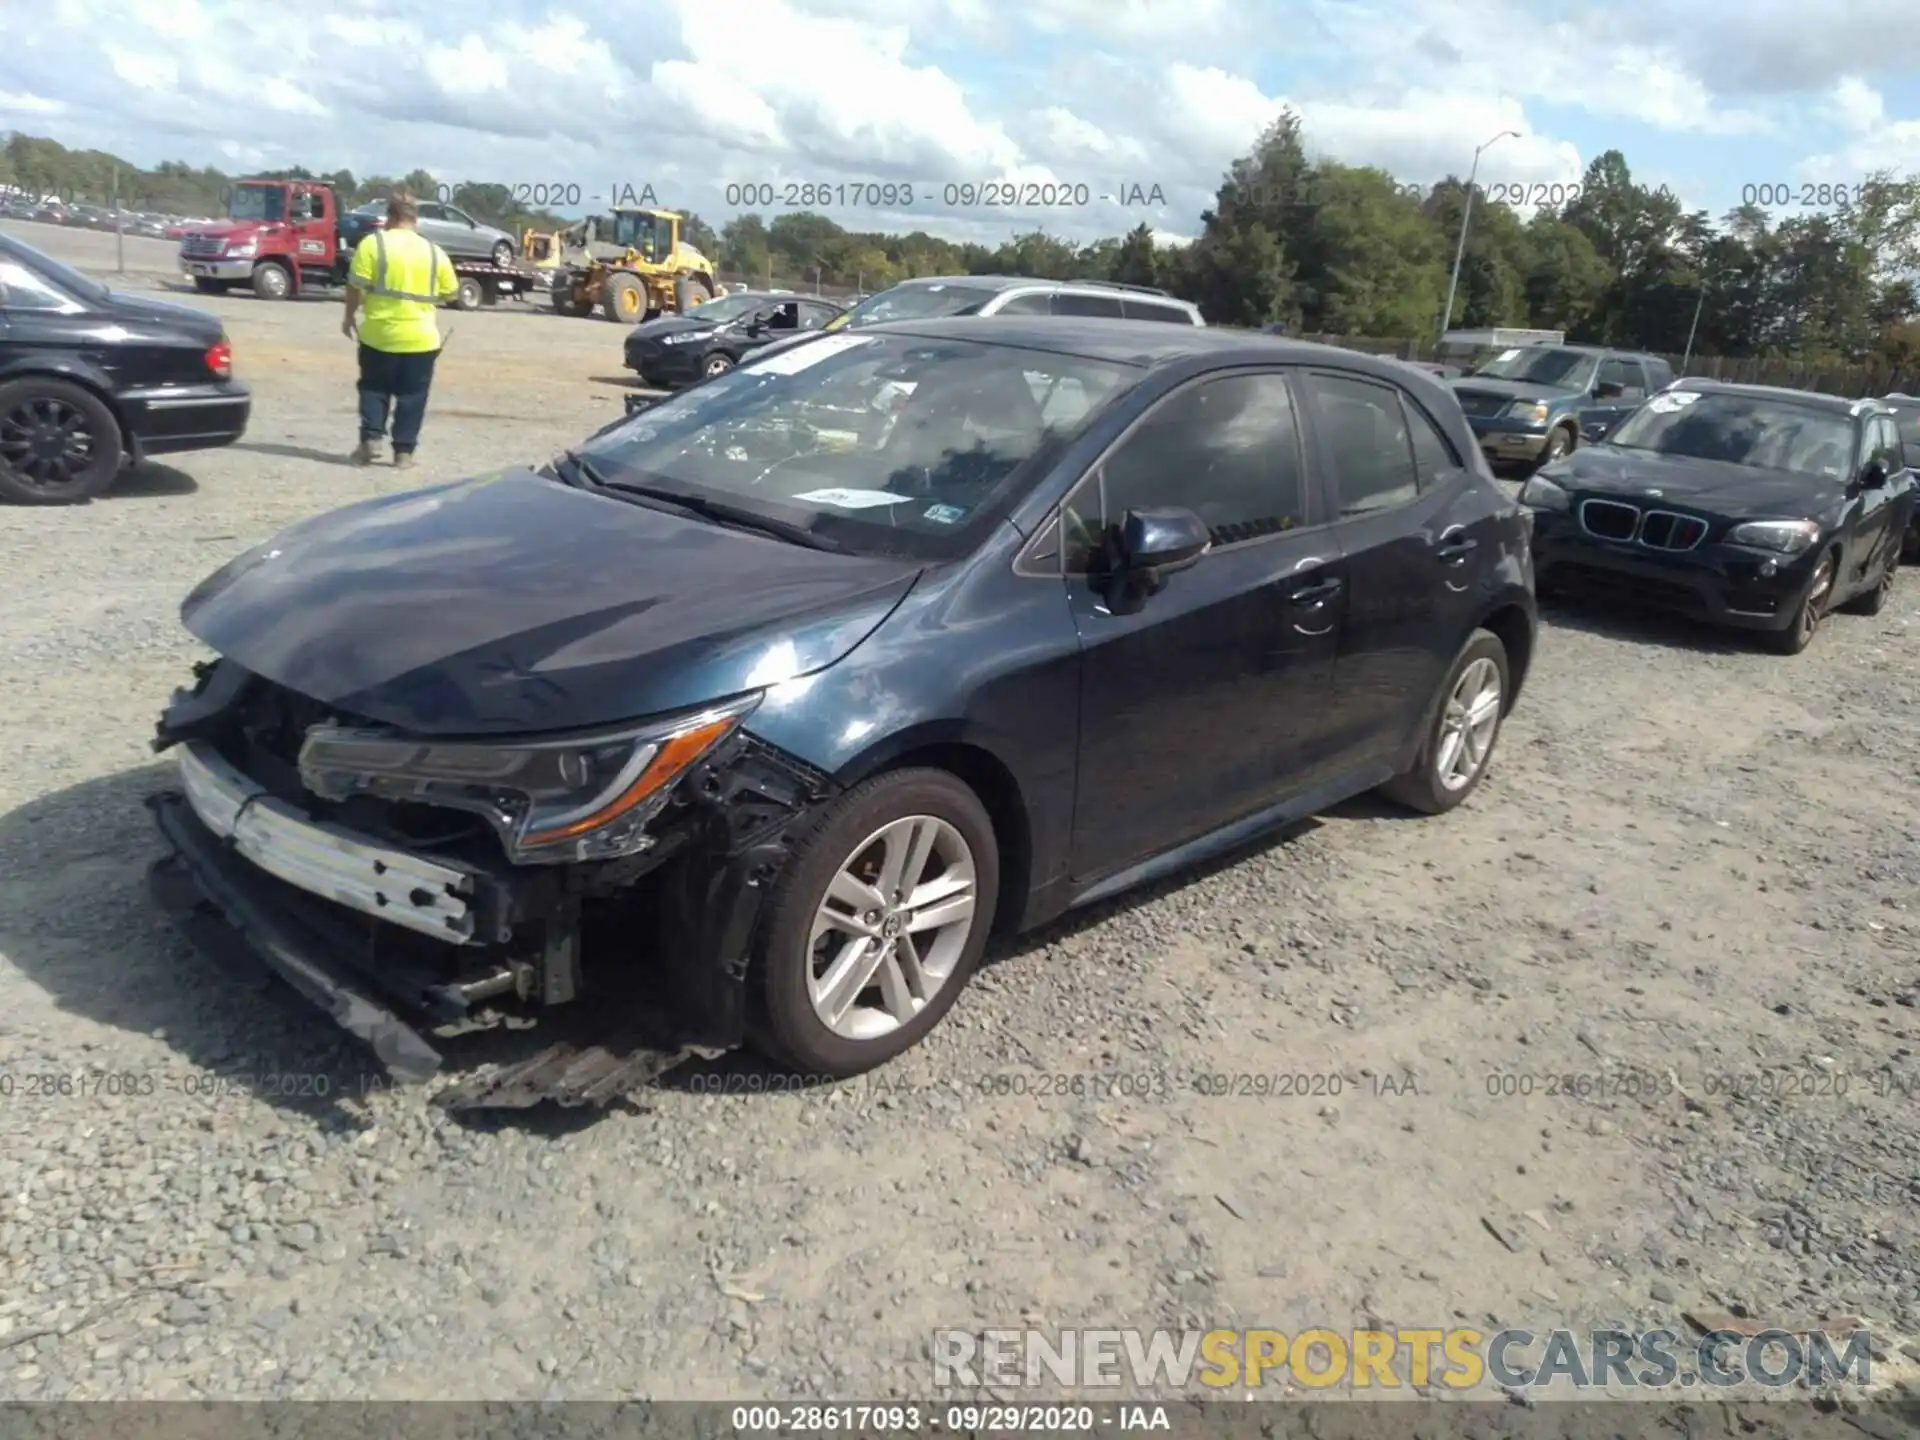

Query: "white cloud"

xmin=1 ymin=0 xmax=1916 ymax=250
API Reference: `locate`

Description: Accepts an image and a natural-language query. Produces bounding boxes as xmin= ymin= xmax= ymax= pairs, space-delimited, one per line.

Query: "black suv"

xmin=1451 ymin=345 xmax=1674 ymax=472
xmin=1881 ymin=393 xmax=1920 ymax=558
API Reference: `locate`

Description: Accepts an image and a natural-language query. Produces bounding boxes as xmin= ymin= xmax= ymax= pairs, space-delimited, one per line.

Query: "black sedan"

xmin=0 ymin=230 xmax=250 ymax=504
xmin=1520 ymin=382 xmax=1914 ymax=653
xmin=146 ymin=319 xmax=1533 ymax=1091
xmin=624 ymin=291 xmax=845 ymax=387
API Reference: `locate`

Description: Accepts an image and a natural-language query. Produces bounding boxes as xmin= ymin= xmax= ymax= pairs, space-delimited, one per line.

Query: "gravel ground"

xmin=1 ymin=219 xmax=1918 ymax=1405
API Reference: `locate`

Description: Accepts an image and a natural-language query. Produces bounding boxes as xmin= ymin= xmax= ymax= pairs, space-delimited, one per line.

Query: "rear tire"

xmin=751 ymin=768 xmax=1000 ymax=1078
xmin=0 ymin=377 xmax=123 ymax=505
xmin=454 ymin=276 xmax=482 ymax=311
xmin=1379 ymin=629 xmax=1510 ymax=815
xmin=602 ymin=271 xmax=646 ymax=323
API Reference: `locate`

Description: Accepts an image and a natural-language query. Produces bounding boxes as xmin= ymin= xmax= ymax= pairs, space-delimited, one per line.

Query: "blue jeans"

xmin=357 ymin=345 xmax=440 ymax=452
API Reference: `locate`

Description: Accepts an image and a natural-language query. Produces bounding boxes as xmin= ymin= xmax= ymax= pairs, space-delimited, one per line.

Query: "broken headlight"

xmin=296 ymin=695 xmax=760 ymax=864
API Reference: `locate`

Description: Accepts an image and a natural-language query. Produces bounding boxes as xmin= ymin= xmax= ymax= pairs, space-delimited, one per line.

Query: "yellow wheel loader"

xmin=548 ymin=207 xmax=718 ymax=322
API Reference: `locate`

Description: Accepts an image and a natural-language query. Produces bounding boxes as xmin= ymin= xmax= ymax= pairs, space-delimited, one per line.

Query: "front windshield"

xmin=683 ymin=294 xmax=764 ymax=324
xmin=227 ymin=185 xmax=287 ymax=223
xmin=574 ymin=333 xmax=1135 ymax=559
xmin=1469 ymin=347 xmax=1595 ymax=389
xmin=1604 ymin=392 xmax=1858 ymax=479
xmin=610 ymin=211 xmax=671 ymax=258
xmin=0 ymin=234 xmax=108 ymax=302
xmin=844 ymin=283 xmax=998 ymax=327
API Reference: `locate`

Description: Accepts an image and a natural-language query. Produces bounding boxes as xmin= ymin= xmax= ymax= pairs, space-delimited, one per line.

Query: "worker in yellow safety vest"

xmin=341 ymin=189 xmax=458 ymax=468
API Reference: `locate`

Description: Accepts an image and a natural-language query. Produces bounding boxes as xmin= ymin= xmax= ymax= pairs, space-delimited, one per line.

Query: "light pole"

xmin=1681 ymin=277 xmax=1709 ymax=373
xmin=1439 ymin=129 xmax=1520 ymax=344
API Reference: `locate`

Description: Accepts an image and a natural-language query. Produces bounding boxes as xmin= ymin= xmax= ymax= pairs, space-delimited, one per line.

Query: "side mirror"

xmin=1594 ymin=380 xmax=1624 ymax=399
xmin=1116 ymin=506 xmax=1211 ymax=579
xmin=1859 ymin=459 xmax=1889 ymax=489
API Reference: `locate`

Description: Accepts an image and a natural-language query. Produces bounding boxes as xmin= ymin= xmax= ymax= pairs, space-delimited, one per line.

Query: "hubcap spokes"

xmin=807 ymin=815 xmax=977 ymax=1040
xmin=0 ymin=397 xmax=92 ymax=488
xmin=1435 ymin=657 xmax=1502 ymax=792
xmin=1804 ymin=559 xmax=1833 ymax=637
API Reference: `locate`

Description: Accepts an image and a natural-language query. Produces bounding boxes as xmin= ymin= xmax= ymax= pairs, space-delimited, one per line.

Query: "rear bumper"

xmin=1531 ymin=514 xmax=1815 ymax=631
xmin=120 ymin=380 xmax=251 ymax=457
xmin=179 ymin=258 xmax=253 ymax=281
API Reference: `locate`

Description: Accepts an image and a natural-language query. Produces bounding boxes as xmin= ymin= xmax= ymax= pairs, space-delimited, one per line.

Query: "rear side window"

xmin=992 ymin=292 xmax=1053 ymax=316
xmin=1121 ymin=297 xmax=1195 ymax=324
xmin=1403 ymin=397 xmax=1463 ymax=485
xmin=1051 ymin=292 xmax=1125 ymax=318
xmin=1643 ymin=357 xmax=1674 ymax=390
xmin=1303 ymin=372 xmax=1421 ymax=517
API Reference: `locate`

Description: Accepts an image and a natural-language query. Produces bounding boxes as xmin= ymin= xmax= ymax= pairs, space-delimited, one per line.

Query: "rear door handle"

xmin=1289 ymin=576 xmax=1343 ymax=605
xmin=1436 ymin=536 xmax=1478 ymax=562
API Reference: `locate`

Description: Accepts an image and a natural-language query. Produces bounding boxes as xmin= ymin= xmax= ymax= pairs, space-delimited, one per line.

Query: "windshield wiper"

xmin=553 ymin=448 xmax=614 ymax=489
xmin=596 ymin=480 xmax=843 ymax=552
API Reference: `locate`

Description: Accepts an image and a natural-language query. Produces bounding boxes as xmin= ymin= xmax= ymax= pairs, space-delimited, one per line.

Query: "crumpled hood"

xmin=1550 ymin=446 xmax=1844 ymax=517
xmin=627 ymin=315 xmax=719 ymax=343
xmin=180 ymin=470 xmax=923 ymax=736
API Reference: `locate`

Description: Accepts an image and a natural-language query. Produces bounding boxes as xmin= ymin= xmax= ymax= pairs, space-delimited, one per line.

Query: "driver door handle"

xmin=1289 ymin=575 xmax=1343 ymax=605
xmin=1436 ymin=535 xmax=1478 ymax=562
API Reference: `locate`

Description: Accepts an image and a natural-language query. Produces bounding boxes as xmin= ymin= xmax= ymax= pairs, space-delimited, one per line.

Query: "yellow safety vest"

xmin=348 ymin=228 xmax=457 ymax=354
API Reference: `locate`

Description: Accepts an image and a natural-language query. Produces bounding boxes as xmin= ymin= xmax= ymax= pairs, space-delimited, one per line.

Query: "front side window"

xmin=1598 ymin=357 xmax=1646 ymax=400
xmin=684 ymin=293 xmax=765 ymax=324
xmin=227 ymin=185 xmax=287 ymax=223
xmin=574 ymin=333 xmax=1135 ymax=559
xmin=1304 ymin=372 xmax=1421 ymax=517
xmin=1051 ymin=292 xmax=1124 ymax=318
xmin=1605 ymin=392 xmax=1857 ymax=479
xmin=1062 ymin=372 xmax=1308 ymax=567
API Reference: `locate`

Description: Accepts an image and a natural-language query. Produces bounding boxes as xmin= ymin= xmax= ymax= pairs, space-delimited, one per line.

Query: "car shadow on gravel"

xmin=111 ymin=462 xmax=199 ymax=498
xmin=1537 ymin=594 xmax=1756 ymax=654
xmin=230 ymin=441 xmax=361 ymax=469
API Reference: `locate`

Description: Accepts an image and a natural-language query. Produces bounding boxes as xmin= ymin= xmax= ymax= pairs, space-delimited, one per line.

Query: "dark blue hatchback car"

xmin=147 ymin=319 xmax=1535 ymax=1093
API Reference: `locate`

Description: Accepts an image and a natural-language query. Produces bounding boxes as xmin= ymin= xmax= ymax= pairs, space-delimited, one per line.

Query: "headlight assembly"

xmin=1726 ymin=519 xmax=1820 ymax=554
xmin=296 ymin=694 xmax=761 ymax=864
xmin=661 ymin=331 xmax=707 ymax=345
xmin=1506 ymin=401 xmax=1549 ymax=424
xmin=1517 ymin=474 xmax=1570 ymax=511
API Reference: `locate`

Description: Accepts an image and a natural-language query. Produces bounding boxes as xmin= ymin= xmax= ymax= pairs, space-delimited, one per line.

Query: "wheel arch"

xmin=0 ymin=362 xmax=132 ymax=456
xmin=832 ymin=725 xmax=1034 ymax=936
xmin=1475 ymin=598 xmax=1536 ymax=708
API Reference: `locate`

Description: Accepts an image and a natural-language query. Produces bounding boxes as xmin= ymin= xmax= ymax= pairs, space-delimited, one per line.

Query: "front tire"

xmin=703 ymin=352 xmax=736 ymax=378
xmin=1761 ymin=549 xmax=1835 ymax=654
xmin=490 ymin=239 xmax=515 ymax=268
xmin=0 ymin=378 xmax=123 ymax=505
xmin=1379 ymin=629 xmax=1510 ymax=814
xmin=1838 ymin=549 xmax=1895 ymax=616
xmin=251 ymin=262 xmax=291 ymax=300
xmin=1531 ymin=425 xmax=1575 ymax=473
xmin=752 ymin=768 xmax=1000 ymax=1077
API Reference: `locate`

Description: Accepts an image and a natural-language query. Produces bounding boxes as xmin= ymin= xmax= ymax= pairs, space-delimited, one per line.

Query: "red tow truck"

xmin=178 ymin=178 xmax=544 ymax=309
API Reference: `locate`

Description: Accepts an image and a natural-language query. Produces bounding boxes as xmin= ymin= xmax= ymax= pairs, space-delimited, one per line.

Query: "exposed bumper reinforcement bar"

xmin=148 ymin=791 xmax=444 ymax=1082
xmin=148 ymin=790 xmax=710 ymax=1108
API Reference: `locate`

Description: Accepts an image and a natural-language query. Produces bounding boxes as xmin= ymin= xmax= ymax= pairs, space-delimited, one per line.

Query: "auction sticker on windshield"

xmin=1646 ymin=391 xmax=1701 ymax=413
xmin=742 ymin=334 xmax=877 ymax=375
xmin=791 ymin=488 xmax=910 ymax=509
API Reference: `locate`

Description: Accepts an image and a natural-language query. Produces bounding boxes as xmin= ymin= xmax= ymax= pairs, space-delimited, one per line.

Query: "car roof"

xmin=855 ymin=315 xmax=1430 ymax=375
xmin=722 ymin=290 xmax=845 ymax=307
xmin=881 ymin=275 xmax=1188 ymax=303
xmin=1666 ymin=378 xmax=1869 ymax=415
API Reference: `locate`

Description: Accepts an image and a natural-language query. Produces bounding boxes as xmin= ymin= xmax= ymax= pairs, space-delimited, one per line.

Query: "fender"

xmin=1391 ymin=583 xmax=1537 ymax=776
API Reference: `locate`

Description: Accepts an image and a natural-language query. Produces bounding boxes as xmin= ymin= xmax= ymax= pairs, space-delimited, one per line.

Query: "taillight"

xmin=205 ymin=339 xmax=232 ymax=378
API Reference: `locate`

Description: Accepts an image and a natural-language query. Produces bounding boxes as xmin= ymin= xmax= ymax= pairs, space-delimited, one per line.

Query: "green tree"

xmin=1110 ymin=223 xmax=1159 ymax=287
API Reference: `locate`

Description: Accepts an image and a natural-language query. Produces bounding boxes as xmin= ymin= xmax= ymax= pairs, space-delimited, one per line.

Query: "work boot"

xmin=351 ymin=438 xmax=380 ymax=466
xmin=392 ymin=451 xmax=417 ymax=471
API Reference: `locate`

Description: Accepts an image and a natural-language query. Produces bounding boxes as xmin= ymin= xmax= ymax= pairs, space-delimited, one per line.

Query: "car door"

xmin=413 ymin=203 xmax=462 ymax=257
xmin=1581 ymin=356 xmax=1645 ymax=436
xmin=796 ymin=301 xmax=838 ymax=332
xmin=1844 ymin=414 xmax=1904 ymax=592
xmin=1052 ymin=369 xmax=1342 ymax=882
xmin=1296 ymin=369 xmax=1483 ymax=777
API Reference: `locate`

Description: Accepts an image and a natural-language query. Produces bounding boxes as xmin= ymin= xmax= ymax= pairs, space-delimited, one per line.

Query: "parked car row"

xmin=2 ymin=196 xmax=209 ymax=238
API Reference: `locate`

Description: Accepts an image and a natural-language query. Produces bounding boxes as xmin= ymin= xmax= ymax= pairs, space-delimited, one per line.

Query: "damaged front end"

xmin=146 ymin=658 xmax=833 ymax=1106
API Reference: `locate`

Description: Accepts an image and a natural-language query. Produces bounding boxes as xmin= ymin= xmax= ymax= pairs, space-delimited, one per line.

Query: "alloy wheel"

xmin=705 ymin=355 xmax=734 ymax=377
xmin=1435 ymin=656 xmax=1503 ymax=792
xmin=806 ymin=815 xmax=978 ymax=1041
xmin=0 ymin=394 xmax=98 ymax=493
